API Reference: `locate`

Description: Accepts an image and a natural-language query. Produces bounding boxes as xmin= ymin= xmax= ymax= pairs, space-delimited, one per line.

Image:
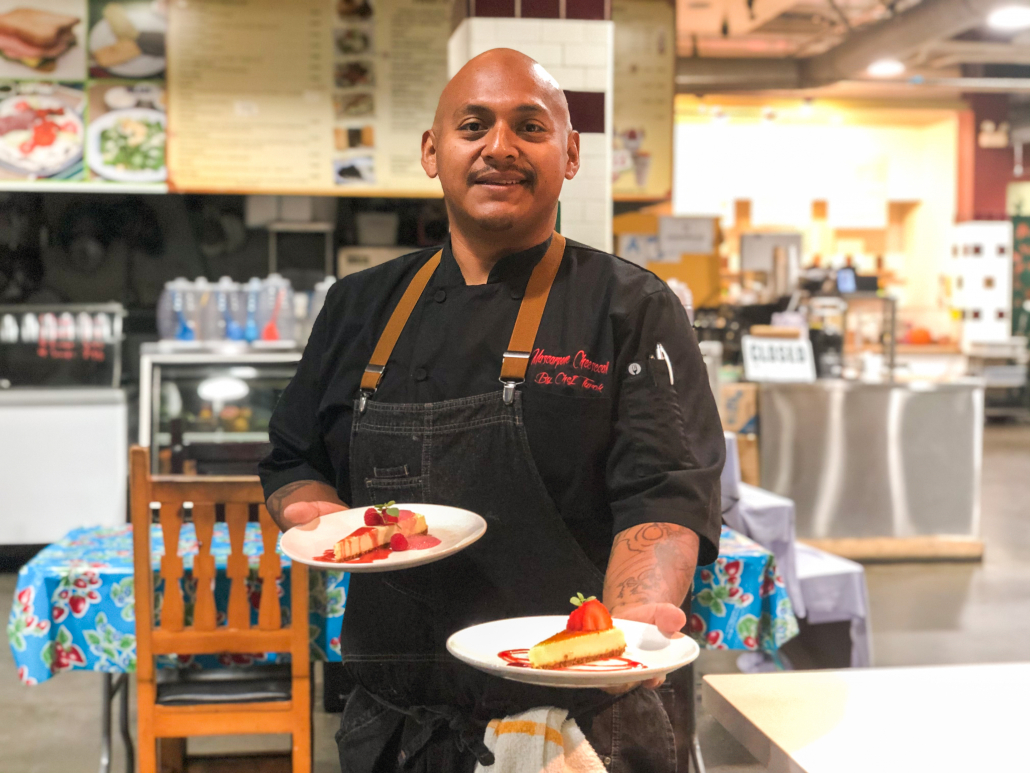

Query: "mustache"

xmin=467 ymin=166 xmax=537 ymax=190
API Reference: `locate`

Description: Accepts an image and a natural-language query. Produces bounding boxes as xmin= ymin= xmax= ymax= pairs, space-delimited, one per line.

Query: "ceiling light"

xmin=987 ymin=5 xmax=1030 ymax=30
xmin=867 ymin=59 xmax=905 ymax=77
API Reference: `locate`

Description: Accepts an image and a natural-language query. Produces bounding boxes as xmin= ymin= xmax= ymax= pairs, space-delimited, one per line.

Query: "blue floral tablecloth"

xmin=8 ymin=524 xmax=796 ymax=685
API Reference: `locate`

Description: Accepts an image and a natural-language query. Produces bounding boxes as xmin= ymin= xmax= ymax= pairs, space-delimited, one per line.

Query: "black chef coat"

xmin=259 ymin=236 xmax=724 ymax=568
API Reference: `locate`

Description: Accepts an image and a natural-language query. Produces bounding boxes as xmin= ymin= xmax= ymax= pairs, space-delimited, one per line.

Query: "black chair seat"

xmin=155 ymin=664 xmax=292 ymax=706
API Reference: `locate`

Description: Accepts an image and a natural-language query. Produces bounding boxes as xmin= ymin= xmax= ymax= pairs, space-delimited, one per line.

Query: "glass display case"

xmin=0 ymin=303 xmax=123 ymax=388
xmin=138 ymin=344 xmax=301 ymax=475
xmin=0 ymin=303 xmax=126 ymax=545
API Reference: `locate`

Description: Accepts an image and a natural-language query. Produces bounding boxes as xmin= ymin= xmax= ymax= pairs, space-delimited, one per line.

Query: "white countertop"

xmin=703 ymin=662 xmax=1028 ymax=772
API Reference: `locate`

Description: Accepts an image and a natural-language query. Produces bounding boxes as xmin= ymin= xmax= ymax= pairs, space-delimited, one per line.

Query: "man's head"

xmin=421 ymin=48 xmax=580 ymax=239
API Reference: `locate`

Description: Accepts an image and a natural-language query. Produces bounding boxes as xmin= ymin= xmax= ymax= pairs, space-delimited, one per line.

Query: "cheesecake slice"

xmin=334 ymin=511 xmax=427 ymax=561
xmin=528 ymin=627 xmax=626 ymax=669
xmin=528 ymin=593 xmax=626 ymax=669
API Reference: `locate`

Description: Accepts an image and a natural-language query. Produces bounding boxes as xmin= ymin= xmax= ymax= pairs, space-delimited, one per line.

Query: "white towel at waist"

xmin=474 ymin=707 xmax=607 ymax=773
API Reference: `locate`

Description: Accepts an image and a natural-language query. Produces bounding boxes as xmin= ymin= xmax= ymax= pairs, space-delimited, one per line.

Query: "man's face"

xmin=422 ymin=59 xmax=580 ymax=234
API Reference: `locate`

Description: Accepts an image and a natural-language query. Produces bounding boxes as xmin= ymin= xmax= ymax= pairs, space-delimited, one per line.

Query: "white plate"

xmin=89 ymin=11 xmax=166 ymax=78
xmin=87 ymin=108 xmax=166 ymax=182
xmin=0 ymin=95 xmax=84 ymax=178
xmin=447 ymin=616 xmax=700 ymax=689
xmin=280 ymin=503 xmax=487 ymax=572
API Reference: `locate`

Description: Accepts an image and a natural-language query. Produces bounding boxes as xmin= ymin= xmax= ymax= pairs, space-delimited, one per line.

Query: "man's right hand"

xmin=265 ymin=480 xmax=347 ymax=531
xmin=282 ymin=500 xmax=347 ymax=528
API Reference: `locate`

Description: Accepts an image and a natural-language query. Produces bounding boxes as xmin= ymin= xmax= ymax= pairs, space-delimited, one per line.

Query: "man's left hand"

xmin=602 ymin=602 xmax=687 ymax=695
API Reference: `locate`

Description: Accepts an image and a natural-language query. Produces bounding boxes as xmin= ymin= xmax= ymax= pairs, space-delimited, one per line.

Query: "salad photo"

xmin=86 ymin=95 xmax=165 ymax=182
xmin=85 ymin=80 xmax=165 ymax=183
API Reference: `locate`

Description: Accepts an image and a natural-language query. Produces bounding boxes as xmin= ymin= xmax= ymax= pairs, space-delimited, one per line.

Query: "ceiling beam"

xmin=800 ymin=0 xmax=998 ymax=85
xmin=676 ymin=0 xmax=1000 ymax=92
xmin=916 ymin=40 xmax=1030 ymax=67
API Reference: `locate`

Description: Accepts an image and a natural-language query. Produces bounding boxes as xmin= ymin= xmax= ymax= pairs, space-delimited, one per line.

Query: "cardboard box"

xmin=721 ymin=382 xmax=758 ymax=434
xmin=737 ymin=433 xmax=760 ymax=486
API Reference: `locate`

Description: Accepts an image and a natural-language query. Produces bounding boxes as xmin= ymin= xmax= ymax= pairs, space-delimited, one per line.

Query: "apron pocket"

xmin=374 ymin=464 xmax=411 ymax=479
xmin=366 ymin=474 xmax=427 ymax=504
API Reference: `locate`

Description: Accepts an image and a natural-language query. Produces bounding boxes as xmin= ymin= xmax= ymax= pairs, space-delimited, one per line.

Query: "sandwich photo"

xmin=0 ymin=6 xmax=80 ymax=74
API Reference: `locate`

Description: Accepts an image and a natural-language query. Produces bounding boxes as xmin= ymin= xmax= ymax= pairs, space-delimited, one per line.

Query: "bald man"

xmin=261 ymin=49 xmax=724 ymax=772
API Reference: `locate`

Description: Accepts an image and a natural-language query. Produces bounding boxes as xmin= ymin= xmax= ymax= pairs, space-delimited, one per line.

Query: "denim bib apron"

xmin=336 ymin=234 xmax=677 ymax=773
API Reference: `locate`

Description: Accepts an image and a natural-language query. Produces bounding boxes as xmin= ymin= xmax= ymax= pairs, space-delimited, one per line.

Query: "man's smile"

xmin=468 ymin=168 xmax=536 ymax=192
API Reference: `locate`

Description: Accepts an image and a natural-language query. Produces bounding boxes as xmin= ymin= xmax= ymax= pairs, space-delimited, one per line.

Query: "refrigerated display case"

xmin=0 ymin=303 xmax=126 ymax=546
xmin=138 ymin=344 xmax=301 ymax=475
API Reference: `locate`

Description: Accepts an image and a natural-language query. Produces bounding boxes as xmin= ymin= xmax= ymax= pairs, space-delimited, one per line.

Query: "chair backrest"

xmin=129 ymin=446 xmax=309 ymax=684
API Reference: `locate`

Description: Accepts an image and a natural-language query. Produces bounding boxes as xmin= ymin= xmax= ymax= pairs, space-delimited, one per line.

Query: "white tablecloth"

xmin=721 ymin=430 xmax=873 ymax=666
xmin=794 ymin=542 xmax=873 ymax=667
xmin=721 ymin=432 xmax=805 ymax=618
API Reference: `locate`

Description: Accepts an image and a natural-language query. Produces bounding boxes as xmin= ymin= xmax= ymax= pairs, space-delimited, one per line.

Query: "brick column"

xmin=449 ymin=17 xmax=614 ymax=252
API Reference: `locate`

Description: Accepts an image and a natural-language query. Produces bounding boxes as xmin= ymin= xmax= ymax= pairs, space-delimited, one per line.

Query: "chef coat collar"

xmin=436 ymin=235 xmax=553 ymax=288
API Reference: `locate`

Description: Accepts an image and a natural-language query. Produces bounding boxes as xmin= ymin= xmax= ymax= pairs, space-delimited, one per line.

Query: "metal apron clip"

xmin=500 ymin=379 xmax=521 ymax=405
xmin=357 ymin=390 xmax=372 ymax=413
xmin=500 ymin=350 xmax=529 ymax=405
xmin=358 ymin=364 xmax=385 ymax=413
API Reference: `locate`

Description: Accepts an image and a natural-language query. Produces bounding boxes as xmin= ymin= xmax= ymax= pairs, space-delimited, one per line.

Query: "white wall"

xmin=673 ymin=113 xmax=959 ymax=312
xmin=449 ymin=18 xmax=614 ymax=252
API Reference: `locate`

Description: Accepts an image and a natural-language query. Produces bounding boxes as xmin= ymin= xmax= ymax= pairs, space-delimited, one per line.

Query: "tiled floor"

xmin=2 ymin=424 xmax=1027 ymax=772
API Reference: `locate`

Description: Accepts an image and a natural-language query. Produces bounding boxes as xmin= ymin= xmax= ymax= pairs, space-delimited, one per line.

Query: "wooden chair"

xmin=130 ymin=446 xmax=310 ymax=773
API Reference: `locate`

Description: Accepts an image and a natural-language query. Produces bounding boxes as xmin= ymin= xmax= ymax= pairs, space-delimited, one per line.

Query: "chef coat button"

xmin=510 ymin=287 xmax=523 ymax=300
xmin=414 ymin=367 xmax=427 ymax=382
xmin=434 ymin=289 xmax=446 ymax=303
xmin=628 ymin=362 xmax=642 ymax=376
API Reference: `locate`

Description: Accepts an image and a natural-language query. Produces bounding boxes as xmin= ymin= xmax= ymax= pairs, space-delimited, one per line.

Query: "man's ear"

xmin=565 ymin=130 xmax=581 ymax=180
xmin=421 ymin=129 xmax=438 ymax=179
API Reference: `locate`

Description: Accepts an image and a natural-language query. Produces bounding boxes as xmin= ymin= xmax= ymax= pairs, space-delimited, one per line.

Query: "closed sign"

xmin=741 ymin=335 xmax=816 ymax=383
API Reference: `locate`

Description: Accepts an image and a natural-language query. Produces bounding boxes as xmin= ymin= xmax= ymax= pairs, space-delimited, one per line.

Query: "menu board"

xmin=0 ymin=0 xmax=167 ymax=186
xmin=611 ymin=0 xmax=674 ymax=200
xmin=167 ymin=0 xmax=449 ymax=195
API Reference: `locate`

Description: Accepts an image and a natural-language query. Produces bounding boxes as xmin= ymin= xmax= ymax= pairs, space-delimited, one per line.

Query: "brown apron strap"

xmin=499 ymin=233 xmax=566 ymax=402
xmin=360 ymin=250 xmax=442 ymax=394
xmin=358 ymin=232 xmax=566 ymax=410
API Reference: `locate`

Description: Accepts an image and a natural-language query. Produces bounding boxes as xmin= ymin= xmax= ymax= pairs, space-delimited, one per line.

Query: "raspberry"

xmin=390 ymin=533 xmax=409 ymax=551
xmin=364 ymin=509 xmax=384 ymax=526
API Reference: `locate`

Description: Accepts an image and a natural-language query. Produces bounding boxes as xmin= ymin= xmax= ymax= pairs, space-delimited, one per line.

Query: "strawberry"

xmin=390 ymin=533 xmax=409 ymax=551
xmin=566 ymin=592 xmax=613 ymax=632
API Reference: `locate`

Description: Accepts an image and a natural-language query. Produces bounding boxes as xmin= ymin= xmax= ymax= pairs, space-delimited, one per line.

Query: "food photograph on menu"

xmin=85 ymin=78 xmax=163 ymax=181
xmin=336 ymin=0 xmax=372 ymax=20
xmin=334 ymin=25 xmax=371 ymax=55
xmin=333 ymin=91 xmax=373 ymax=118
xmin=87 ymin=0 xmax=165 ymax=79
xmin=333 ymin=154 xmax=373 ymax=185
xmin=0 ymin=1 xmax=85 ymax=80
xmin=334 ymin=59 xmax=373 ymax=89
xmin=0 ymin=80 xmax=84 ymax=179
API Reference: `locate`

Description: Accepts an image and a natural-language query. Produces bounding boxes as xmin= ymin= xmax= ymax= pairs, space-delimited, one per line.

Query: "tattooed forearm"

xmin=265 ymin=480 xmax=343 ymax=531
xmin=603 ymin=522 xmax=700 ymax=612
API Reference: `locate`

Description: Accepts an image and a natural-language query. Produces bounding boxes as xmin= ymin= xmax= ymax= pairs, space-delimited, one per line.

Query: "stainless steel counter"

xmin=759 ymin=379 xmax=984 ymax=540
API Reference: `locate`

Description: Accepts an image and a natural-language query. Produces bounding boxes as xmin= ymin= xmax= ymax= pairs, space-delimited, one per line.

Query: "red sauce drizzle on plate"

xmin=406 ymin=534 xmax=441 ymax=550
xmin=312 ymin=537 xmax=439 ymax=563
xmin=497 ymin=648 xmax=644 ymax=671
